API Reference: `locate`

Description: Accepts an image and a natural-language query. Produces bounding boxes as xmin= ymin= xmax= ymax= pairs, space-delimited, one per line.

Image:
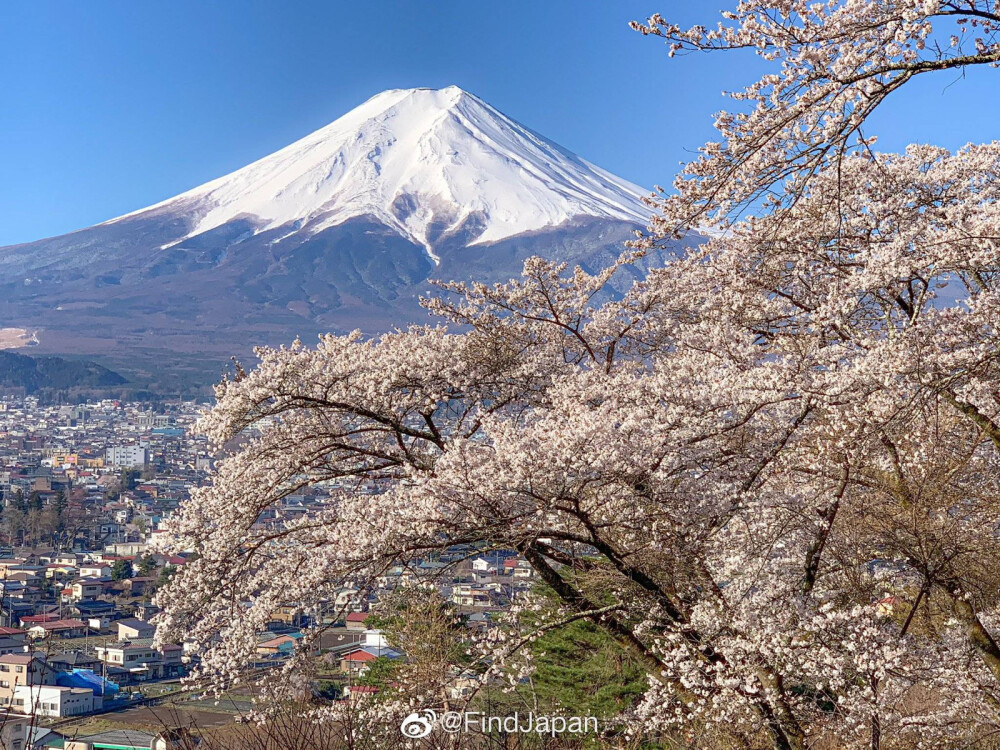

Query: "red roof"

xmin=30 ymin=619 xmax=86 ymax=631
xmin=345 ymin=612 xmax=371 ymax=623
xmin=0 ymin=627 xmax=23 ymax=636
xmin=21 ymin=613 xmax=62 ymax=624
xmin=342 ymin=649 xmax=378 ymax=663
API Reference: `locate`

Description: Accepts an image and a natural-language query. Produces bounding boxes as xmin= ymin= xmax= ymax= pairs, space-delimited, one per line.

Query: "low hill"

xmin=0 ymin=350 xmax=126 ymax=394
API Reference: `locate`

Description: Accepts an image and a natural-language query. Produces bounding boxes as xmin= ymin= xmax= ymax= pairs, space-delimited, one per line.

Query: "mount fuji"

xmin=0 ymin=86 xmax=690 ymax=386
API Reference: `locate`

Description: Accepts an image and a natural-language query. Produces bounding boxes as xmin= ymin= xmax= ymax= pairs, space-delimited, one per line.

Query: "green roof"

xmin=79 ymin=728 xmax=155 ymax=749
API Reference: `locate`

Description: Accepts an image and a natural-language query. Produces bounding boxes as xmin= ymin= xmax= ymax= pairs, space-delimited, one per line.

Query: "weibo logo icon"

xmin=400 ymin=709 xmax=437 ymax=738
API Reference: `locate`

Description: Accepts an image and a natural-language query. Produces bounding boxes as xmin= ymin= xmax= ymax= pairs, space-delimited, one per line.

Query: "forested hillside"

xmin=0 ymin=350 xmax=126 ymax=393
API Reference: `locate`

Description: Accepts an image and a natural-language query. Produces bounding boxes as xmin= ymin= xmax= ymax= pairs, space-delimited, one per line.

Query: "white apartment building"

xmin=105 ymin=446 xmax=148 ymax=468
xmin=11 ymin=683 xmax=100 ymax=717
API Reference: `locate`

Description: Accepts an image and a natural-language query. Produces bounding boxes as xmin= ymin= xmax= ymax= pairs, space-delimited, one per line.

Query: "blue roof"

xmin=152 ymin=428 xmax=185 ymax=436
xmin=57 ymin=669 xmax=119 ymax=695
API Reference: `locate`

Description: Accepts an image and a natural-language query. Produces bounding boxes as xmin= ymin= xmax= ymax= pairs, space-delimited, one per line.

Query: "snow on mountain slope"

xmin=0 ymin=86 xmax=683 ymax=379
xmin=107 ymin=86 xmax=651 ymax=263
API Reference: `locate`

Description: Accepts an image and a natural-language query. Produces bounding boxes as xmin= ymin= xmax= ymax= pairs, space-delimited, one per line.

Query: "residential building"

xmin=105 ymin=446 xmax=149 ymax=469
xmin=471 ymin=557 xmax=494 ymax=573
xmin=70 ymin=580 xmax=104 ymax=601
xmin=95 ymin=640 xmax=164 ymax=681
xmin=116 ymin=618 xmax=155 ymax=641
xmin=339 ymin=645 xmax=402 ymax=675
xmin=79 ymin=565 xmax=111 ymax=579
xmin=0 ymin=710 xmax=27 ymax=750
xmin=450 ymin=584 xmax=491 ymax=607
xmin=64 ymin=729 xmax=193 ymax=750
xmin=46 ymin=651 xmax=102 ymax=672
xmin=344 ymin=611 xmax=372 ymax=631
xmin=27 ymin=619 xmax=87 ymax=640
xmin=255 ymin=633 xmax=303 ymax=656
xmin=0 ymin=654 xmax=60 ymax=709
xmin=11 ymin=683 xmax=99 ymax=717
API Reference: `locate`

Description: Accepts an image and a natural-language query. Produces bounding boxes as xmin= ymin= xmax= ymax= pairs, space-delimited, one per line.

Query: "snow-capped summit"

xmin=110 ymin=86 xmax=650 ymax=263
xmin=0 ymin=87 xmax=689 ymax=378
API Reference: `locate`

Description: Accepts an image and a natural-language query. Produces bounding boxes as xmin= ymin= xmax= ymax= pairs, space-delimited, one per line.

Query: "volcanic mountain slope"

xmin=0 ymin=86 xmax=692 ymax=375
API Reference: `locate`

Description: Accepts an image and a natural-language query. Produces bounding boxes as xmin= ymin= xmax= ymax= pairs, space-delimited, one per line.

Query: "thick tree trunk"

xmin=949 ymin=589 xmax=1000 ymax=681
xmin=523 ymin=542 xmax=806 ymax=750
xmin=518 ymin=544 xmax=686 ymax=693
xmin=756 ymin=668 xmax=807 ymax=750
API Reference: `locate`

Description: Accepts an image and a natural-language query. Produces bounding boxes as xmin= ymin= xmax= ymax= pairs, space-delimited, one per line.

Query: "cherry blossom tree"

xmin=632 ymin=0 xmax=1000 ymax=232
xmin=156 ymin=3 xmax=1000 ymax=748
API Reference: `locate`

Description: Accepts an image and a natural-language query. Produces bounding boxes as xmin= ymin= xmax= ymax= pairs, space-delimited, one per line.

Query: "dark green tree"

xmin=120 ymin=469 xmax=139 ymax=492
xmin=38 ymin=576 xmax=55 ymax=598
xmin=111 ymin=559 xmax=134 ymax=581
xmin=517 ymin=614 xmax=647 ymax=719
xmin=28 ymin=491 xmax=43 ymax=513
xmin=136 ymin=555 xmax=158 ymax=576
xmin=355 ymin=656 xmax=399 ymax=687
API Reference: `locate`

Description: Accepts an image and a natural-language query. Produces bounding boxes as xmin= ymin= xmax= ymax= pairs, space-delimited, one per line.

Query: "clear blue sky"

xmin=1 ymin=1 xmax=996 ymax=246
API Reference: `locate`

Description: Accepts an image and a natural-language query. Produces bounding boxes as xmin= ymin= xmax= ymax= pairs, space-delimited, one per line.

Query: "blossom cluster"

xmin=155 ymin=3 xmax=1000 ymax=748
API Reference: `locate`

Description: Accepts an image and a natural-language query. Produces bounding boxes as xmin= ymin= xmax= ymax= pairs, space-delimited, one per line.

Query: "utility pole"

xmin=101 ymin=637 xmax=107 ymax=697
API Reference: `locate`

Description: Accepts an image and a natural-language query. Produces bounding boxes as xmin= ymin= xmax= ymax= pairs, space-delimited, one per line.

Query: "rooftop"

xmin=78 ymin=729 xmax=157 ymax=749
